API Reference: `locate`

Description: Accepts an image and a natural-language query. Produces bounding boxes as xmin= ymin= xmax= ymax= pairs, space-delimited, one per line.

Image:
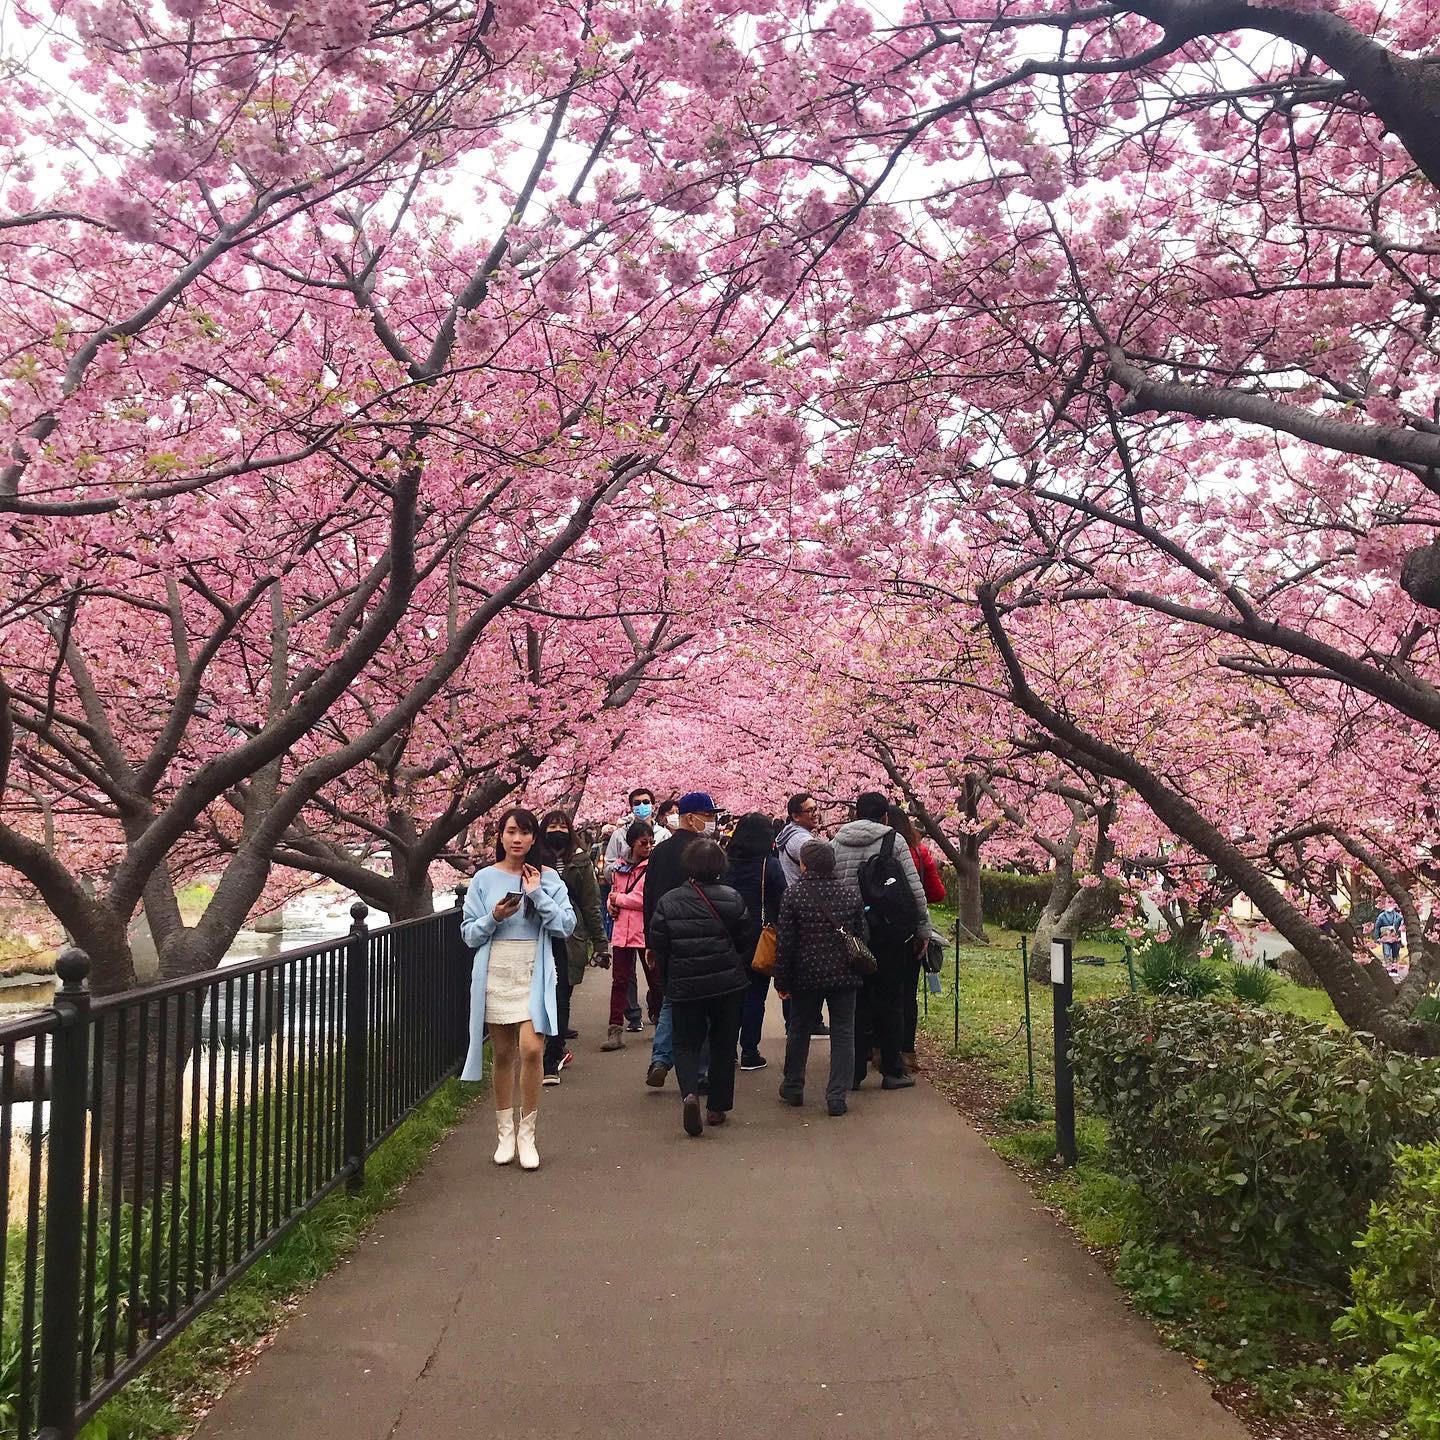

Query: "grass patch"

xmin=82 ymin=1078 xmax=480 ymax=1440
xmin=921 ymin=914 xmax=1355 ymax=1436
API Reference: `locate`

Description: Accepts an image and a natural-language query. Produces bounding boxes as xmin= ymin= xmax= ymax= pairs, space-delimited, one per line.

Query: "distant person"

xmin=603 ymin=787 xmax=656 ymax=868
xmin=603 ymin=820 xmax=659 ymax=1049
xmin=653 ymin=797 xmax=679 ymax=843
xmin=460 ymin=808 xmax=576 ymax=1170
xmin=724 ymin=811 xmax=788 ymax=1071
xmin=648 ymin=839 xmax=751 ymax=1136
xmin=888 ymin=805 xmax=947 ymax=1074
xmin=1373 ymin=902 xmax=1405 ymax=967
xmin=539 ymin=811 xmax=610 ymax=1085
xmin=832 ymin=792 xmax=930 ymax=1092
xmin=774 ymin=840 xmax=865 ymax=1116
xmin=643 ymin=791 xmax=721 ymax=1089
xmin=775 ymin=792 xmax=821 ymax=886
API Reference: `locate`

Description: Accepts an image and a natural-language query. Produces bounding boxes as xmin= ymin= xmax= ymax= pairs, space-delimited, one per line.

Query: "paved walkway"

xmin=198 ymin=978 xmax=1245 ymax=1440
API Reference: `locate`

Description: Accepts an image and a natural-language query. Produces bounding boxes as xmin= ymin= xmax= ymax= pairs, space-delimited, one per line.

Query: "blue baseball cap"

xmin=677 ymin=791 xmax=718 ymax=816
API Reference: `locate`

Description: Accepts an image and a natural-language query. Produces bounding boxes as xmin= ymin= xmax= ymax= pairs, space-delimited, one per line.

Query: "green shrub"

xmin=1137 ymin=937 xmax=1225 ymax=998
xmin=974 ymin=868 xmax=1123 ymax=935
xmin=1071 ymin=997 xmax=1440 ymax=1279
xmin=1336 ymin=1142 xmax=1440 ymax=1440
xmin=1229 ymin=962 xmax=1279 ymax=1006
xmin=1415 ymin=995 xmax=1440 ymax=1024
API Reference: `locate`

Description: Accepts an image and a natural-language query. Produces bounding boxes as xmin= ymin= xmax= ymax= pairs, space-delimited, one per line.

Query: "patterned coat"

xmin=773 ymin=875 xmax=867 ymax=994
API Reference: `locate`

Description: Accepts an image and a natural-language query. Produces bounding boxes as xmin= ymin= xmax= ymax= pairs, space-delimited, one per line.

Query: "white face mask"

xmin=665 ymin=814 xmax=680 ymax=830
xmin=702 ymin=820 xmax=718 ymax=836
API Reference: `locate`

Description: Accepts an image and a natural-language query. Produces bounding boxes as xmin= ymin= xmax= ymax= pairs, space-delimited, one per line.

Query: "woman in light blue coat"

xmin=460 ymin=807 xmax=575 ymax=1171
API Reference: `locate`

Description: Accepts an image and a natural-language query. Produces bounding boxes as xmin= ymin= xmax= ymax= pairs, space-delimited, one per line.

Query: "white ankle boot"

xmin=494 ymin=1108 xmax=517 ymax=1165
xmin=517 ymin=1109 xmax=540 ymax=1171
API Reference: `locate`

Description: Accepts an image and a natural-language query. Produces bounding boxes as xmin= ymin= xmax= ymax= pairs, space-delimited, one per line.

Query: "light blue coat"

xmin=460 ymin=864 xmax=576 ymax=1081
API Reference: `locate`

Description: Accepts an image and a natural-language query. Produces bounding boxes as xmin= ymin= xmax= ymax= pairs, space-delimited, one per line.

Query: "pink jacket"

xmin=609 ymin=862 xmax=648 ymax=949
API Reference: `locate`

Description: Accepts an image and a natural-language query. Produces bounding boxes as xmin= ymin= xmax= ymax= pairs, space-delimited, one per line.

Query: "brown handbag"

xmin=749 ymin=862 xmax=780 ymax=975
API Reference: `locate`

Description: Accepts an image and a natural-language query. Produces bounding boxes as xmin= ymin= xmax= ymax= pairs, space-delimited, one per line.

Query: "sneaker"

xmin=625 ymin=1019 xmax=644 ymax=1033
xmin=827 ymin=1099 xmax=847 ymax=1117
xmin=559 ymin=1050 xmax=574 ymax=1072
xmin=811 ymin=1023 xmax=830 ymax=1037
xmin=682 ymin=1094 xmax=703 ymax=1137
xmin=646 ymin=1062 xmax=670 ymax=1088
xmin=740 ymin=1051 xmax=768 ymax=1072
xmin=882 ymin=1073 xmax=917 ymax=1090
xmin=779 ymin=1089 xmax=803 ymax=1107
xmin=564 ymin=1028 xmax=579 ymax=1040
xmin=542 ymin=1072 xmax=561 ymax=1087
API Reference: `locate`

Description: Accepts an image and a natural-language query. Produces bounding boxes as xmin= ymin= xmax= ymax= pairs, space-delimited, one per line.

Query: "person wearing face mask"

xmin=641 ymin=791 xmax=721 ymax=1088
xmin=538 ymin=810 xmax=611 ymax=1086
xmin=651 ymin=798 xmax=678 ymax=843
xmin=603 ymin=788 xmax=657 ymax=1030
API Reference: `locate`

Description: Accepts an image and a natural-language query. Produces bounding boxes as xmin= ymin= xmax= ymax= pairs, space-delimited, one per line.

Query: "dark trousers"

xmin=543 ymin=944 xmax=573 ymax=1075
xmin=900 ymin=950 xmax=922 ymax=1054
xmin=782 ymin=989 xmax=857 ymax=1108
xmin=671 ymin=991 xmax=744 ymax=1113
xmin=610 ymin=947 xmax=660 ymax=1027
xmin=740 ymin=967 xmax=771 ymax=1055
xmin=854 ymin=948 xmax=906 ymax=1083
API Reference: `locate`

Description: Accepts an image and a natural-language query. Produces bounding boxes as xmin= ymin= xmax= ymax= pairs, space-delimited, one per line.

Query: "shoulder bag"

xmin=817 ymin=893 xmax=878 ymax=977
xmin=750 ymin=862 xmax=780 ymax=976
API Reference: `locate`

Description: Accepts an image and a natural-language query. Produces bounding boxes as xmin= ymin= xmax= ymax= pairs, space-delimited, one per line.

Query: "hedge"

xmin=939 ymin=868 xmax=1124 ymax=935
xmin=1072 ymin=997 xmax=1440 ymax=1280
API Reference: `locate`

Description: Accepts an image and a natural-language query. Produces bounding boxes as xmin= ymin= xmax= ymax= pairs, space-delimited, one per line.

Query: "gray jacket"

xmin=831 ymin=819 xmax=932 ymax=943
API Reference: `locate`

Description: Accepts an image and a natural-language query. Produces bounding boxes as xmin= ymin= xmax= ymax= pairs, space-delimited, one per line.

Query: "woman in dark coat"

xmin=773 ymin=839 xmax=866 ymax=1116
xmin=723 ymin=811 xmax=787 ymax=1072
xmin=648 ymin=840 xmax=750 ymax=1137
xmin=539 ymin=811 xmax=611 ymax=1084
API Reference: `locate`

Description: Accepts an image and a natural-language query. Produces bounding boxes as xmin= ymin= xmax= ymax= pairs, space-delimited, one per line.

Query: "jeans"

xmin=599 ymin=883 xmax=615 ymax=940
xmin=672 ymin=991 xmax=744 ymax=1113
xmin=610 ymin=948 xmax=660 ymax=1027
xmin=543 ymin=949 xmax=573 ymax=1075
xmin=651 ymin=996 xmax=708 ymax=1081
xmin=854 ymin=946 xmax=907 ymax=1083
xmin=782 ymin=989 xmax=857 ymax=1109
xmin=739 ymin=968 xmax=771 ymax=1055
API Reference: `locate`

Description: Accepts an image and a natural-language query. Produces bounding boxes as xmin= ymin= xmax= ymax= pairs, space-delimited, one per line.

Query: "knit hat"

xmin=799 ymin=839 xmax=835 ymax=875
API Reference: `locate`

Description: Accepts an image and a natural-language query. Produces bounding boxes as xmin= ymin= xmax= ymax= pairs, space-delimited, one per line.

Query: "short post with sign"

xmin=1051 ymin=937 xmax=1077 ymax=1167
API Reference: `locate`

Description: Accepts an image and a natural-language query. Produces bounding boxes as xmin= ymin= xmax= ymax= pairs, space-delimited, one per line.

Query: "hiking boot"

xmin=740 ymin=1051 xmax=768 ymax=1071
xmin=682 ymin=1094 xmax=704 ymax=1137
xmin=646 ymin=1062 xmax=670 ymax=1088
xmin=601 ymin=1025 xmax=626 ymax=1051
xmin=882 ymin=1073 xmax=917 ymax=1090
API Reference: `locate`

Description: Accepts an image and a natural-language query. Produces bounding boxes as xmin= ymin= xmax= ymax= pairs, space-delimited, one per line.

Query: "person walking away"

xmin=888 ymin=805 xmax=947 ymax=1074
xmin=1373 ymin=901 xmax=1406 ymax=971
xmin=648 ymin=840 xmax=751 ymax=1136
xmin=603 ymin=821 xmax=658 ymax=1049
xmin=460 ymin=808 xmax=576 ymax=1170
xmin=832 ymin=792 xmax=931 ymax=1091
xmin=539 ymin=811 xmax=610 ymax=1085
xmin=724 ymin=812 xmax=787 ymax=1071
xmin=642 ymin=791 xmax=721 ymax=1089
xmin=774 ymin=840 xmax=865 ymax=1116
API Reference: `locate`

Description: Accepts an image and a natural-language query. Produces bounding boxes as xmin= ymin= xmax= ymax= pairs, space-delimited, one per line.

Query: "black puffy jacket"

xmin=649 ymin=881 xmax=751 ymax=1003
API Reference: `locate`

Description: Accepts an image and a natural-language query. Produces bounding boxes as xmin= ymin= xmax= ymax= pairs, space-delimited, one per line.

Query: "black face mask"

xmin=545 ymin=832 xmax=570 ymax=847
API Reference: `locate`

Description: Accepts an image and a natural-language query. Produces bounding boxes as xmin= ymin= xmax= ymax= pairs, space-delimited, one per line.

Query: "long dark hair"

xmin=538 ymin=809 xmax=577 ymax=864
xmin=886 ymin=804 xmax=921 ymax=849
xmin=726 ymin=811 xmax=775 ymax=862
xmin=493 ymin=806 xmax=541 ymax=863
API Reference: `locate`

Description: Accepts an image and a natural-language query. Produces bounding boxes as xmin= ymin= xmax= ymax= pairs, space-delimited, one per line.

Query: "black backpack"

xmin=857 ymin=831 xmax=919 ymax=942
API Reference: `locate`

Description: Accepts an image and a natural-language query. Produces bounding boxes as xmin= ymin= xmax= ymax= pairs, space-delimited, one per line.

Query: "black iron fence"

xmin=0 ymin=899 xmax=471 ymax=1439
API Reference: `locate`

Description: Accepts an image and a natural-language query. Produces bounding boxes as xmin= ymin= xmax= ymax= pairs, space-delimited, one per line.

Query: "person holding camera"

xmin=460 ymin=807 xmax=576 ymax=1171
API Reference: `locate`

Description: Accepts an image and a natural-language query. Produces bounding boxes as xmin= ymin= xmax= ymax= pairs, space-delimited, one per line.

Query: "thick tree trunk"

xmin=1030 ymin=861 xmax=1079 ymax=981
xmin=955 ymin=847 xmax=986 ymax=943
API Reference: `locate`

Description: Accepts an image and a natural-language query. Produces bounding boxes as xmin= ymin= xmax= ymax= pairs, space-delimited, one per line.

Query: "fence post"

xmin=36 ymin=947 xmax=92 ymax=1440
xmin=343 ymin=902 xmax=370 ymax=1194
xmin=1124 ymin=940 xmax=1137 ymax=994
xmin=1051 ymin=937 xmax=1077 ymax=1167
xmin=1020 ymin=936 xmax=1036 ymax=1102
xmin=951 ymin=918 xmax=960 ymax=1049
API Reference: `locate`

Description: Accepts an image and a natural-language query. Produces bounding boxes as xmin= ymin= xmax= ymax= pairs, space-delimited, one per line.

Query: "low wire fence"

xmin=0 ymin=898 xmax=471 ymax=1439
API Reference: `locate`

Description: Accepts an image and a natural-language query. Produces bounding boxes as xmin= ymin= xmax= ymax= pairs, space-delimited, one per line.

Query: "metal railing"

xmin=0 ymin=898 xmax=471 ymax=1439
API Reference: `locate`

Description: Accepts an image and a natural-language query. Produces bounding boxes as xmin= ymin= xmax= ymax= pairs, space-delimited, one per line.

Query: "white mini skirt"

xmin=485 ymin=938 xmax=536 ymax=1024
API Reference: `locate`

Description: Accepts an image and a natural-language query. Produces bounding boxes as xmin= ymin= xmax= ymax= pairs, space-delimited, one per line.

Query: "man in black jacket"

xmin=644 ymin=791 xmax=720 ymax=1087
